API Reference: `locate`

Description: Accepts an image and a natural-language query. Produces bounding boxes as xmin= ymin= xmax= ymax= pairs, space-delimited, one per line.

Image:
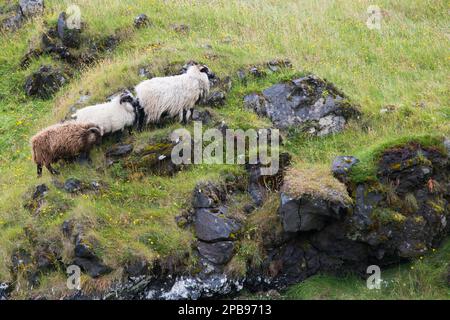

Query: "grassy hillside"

xmin=0 ymin=0 xmax=449 ymax=299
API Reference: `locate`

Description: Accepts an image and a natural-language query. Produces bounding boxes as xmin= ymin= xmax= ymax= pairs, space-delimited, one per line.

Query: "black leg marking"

xmin=46 ymin=164 xmax=59 ymax=175
xmin=37 ymin=164 xmax=42 ymax=177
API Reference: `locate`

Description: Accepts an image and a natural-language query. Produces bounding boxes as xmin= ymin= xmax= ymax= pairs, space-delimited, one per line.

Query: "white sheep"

xmin=134 ymin=63 xmax=214 ymax=126
xmin=72 ymin=91 xmax=137 ymax=135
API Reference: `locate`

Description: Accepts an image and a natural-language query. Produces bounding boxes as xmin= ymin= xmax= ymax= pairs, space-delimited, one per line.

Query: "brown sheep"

xmin=31 ymin=122 xmax=102 ymax=177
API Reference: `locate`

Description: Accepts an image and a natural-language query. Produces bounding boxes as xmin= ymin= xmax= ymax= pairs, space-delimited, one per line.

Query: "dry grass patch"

xmin=282 ymin=166 xmax=352 ymax=204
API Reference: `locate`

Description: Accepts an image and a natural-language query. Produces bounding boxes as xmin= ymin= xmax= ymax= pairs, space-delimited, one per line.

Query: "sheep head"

xmin=85 ymin=126 xmax=103 ymax=144
xmin=182 ymin=61 xmax=216 ymax=80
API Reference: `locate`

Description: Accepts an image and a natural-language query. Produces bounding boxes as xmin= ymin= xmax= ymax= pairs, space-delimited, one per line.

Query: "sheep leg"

xmin=180 ymin=110 xmax=185 ymax=124
xmin=37 ymin=164 xmax=42 ymax=177
xmin=45 ymin=163 xmax=59 ymax=175
xmin=137 ymin=108 xmax=146 ymax=132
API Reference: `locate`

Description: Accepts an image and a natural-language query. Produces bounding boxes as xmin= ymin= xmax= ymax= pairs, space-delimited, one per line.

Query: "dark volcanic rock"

xmin=244 ymin=74 xmax=360 ymax=136
xmin=247 ymin=152 xmax=291 ymax=206
xmin=249 ymin=66 xmax=264 ymax=78
xmin=279 ymin=193 xmax=348 ymax=232
xmin=194 ymin=208 xmax=240 ymax=242
xmin=1 ymin=13 xmax=23 ymax=31
xmin=57 ymin=12 xmax=81 ymax=48
xmin=170 ymin=23 xmax=189 ymax=34
xmin=105 ymin=144 xmax=133 ymax=163
xmin=248 ymin=141 xmax=449 ymax=291
xmin=205 ymin=90 xmax=226 ymax=107
xmin=243 ymin=93 xmax=267 ymax=117
xmin=63 ymin=178 xmax=82 ymax=193
xmin=197 ymin=241 xmax=234 ymax=265
xmin=1 ymin=0 xmax=44 ymax=32
xmin=332 ymin=156 xmax=360 ymax=183
xmin=23 ymin=184 xmax=48 ymax=215
xmin=52 ymin=178 xmax=104 ymax=194
xmin=191 ymin=109 xmax=213 ymax=124
xmin=192 ymin=182 xmax=226 ymax=209
xmin=64 ymin=224 xmax=112 ymax=278
xmin=24 ymin=65 xmax=66 ymax=99
xmin=11 ymin=249 xmax=33 ymax=274
xmin=73 ymin=256 xmax=112 ymax=278
xmin=134 ymin=14 xmax=150 ymax=28
xmin=19 ymin=0 xmax=44 ymax=17
xmin=267 ymin=59 xmax=292 ymax=72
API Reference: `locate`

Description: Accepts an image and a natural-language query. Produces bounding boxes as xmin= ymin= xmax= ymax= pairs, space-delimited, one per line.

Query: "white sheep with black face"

xmin=72 ymin=91 xmax=137 ymax=135
xmin=134 ymin=62 xmax=214 ymax=126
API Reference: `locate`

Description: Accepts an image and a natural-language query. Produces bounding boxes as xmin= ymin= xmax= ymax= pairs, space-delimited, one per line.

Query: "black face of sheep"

xmin=119 ymin=90 xmax=135 ymax=104
xmin=199 ymin=65 xmax=216 ymax=80
xmin=181 ymin=61 xmax=215 ymax=79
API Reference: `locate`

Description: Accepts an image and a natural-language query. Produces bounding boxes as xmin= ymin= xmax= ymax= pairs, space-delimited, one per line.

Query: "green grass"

xmin=0 ymin=0 xmax=449 ymax=298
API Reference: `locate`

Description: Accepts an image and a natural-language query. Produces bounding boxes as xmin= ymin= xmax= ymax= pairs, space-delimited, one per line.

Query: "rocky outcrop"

xmin=106 ymin=140 xmax=183 ymax=179
xmin=52 ymin=178 xmax=105 ymax=194
xmin=244 ymin=75 xmax=360 ymax=136
xmin=19 ymin=0 xmax=44 ymax=17
xmin=249 ymin=140 xmax=450 ymax=289
xmin=24 ymin=65 xmax=67 ymax=99
xmin=57 ymin=11 xmax=81 ymax=48
xmin=1 ymin=0 xmax=44 ymax=32
xmin=191 ymin=182 xmax=240 ymax=266
xmin=62 ymin=219 xmax=112 ymax=278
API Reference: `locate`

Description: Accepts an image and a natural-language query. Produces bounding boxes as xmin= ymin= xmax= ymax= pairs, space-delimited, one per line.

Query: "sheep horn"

xmin=88 ymin=127 xmax=102 ymax=136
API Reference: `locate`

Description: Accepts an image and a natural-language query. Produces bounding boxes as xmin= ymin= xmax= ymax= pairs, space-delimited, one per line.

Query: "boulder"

xmin=170 ymin=23 xmax=189 ymax=34
xmin=57 ymin=12 xmax=81 ymax=48
xmin=279 ymin=193 xmax=348 ymax=233
xmin=205 ymin=90 xmax=226 ymax=107
xmin=243 ymin=75 xmax=360 ymax=136
xmin=331 ymin=156 xmax=359 ymax=183
xmin=194 ymin=208 xmax=240 ymax=242
xmin=63 ymin=178 xmax=83 ymax=193
xmin=23 ymin=184 xmax=48 ymax=215
xmin=243 ymin=93 xmax=267 ymax=117
xmin=24 ymin=65 xmax=67 ymax=99
xmin=192 ymin=182 xmax=226 ymax=209
xmin=134 ymin=14 xmax=150 ymax=28
xmin=1 ymin=14 xmax=22 ymax=31
xmin=19 ymin=0 xmax=44 ymax=17
xmin=105 ymin=144 xmax=133 ymax=164
xmin=267 ymin=59 xmax=292 ymax=72
xmin=63 ymin=222 xmax=112 ymax=278
xmin=197 ymin=241 xmax=234 ymax=265
xmin=73 ymin=256 xmax=112 ymax=278
xmin=191 ymin=109 xmax=213 ymax=124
